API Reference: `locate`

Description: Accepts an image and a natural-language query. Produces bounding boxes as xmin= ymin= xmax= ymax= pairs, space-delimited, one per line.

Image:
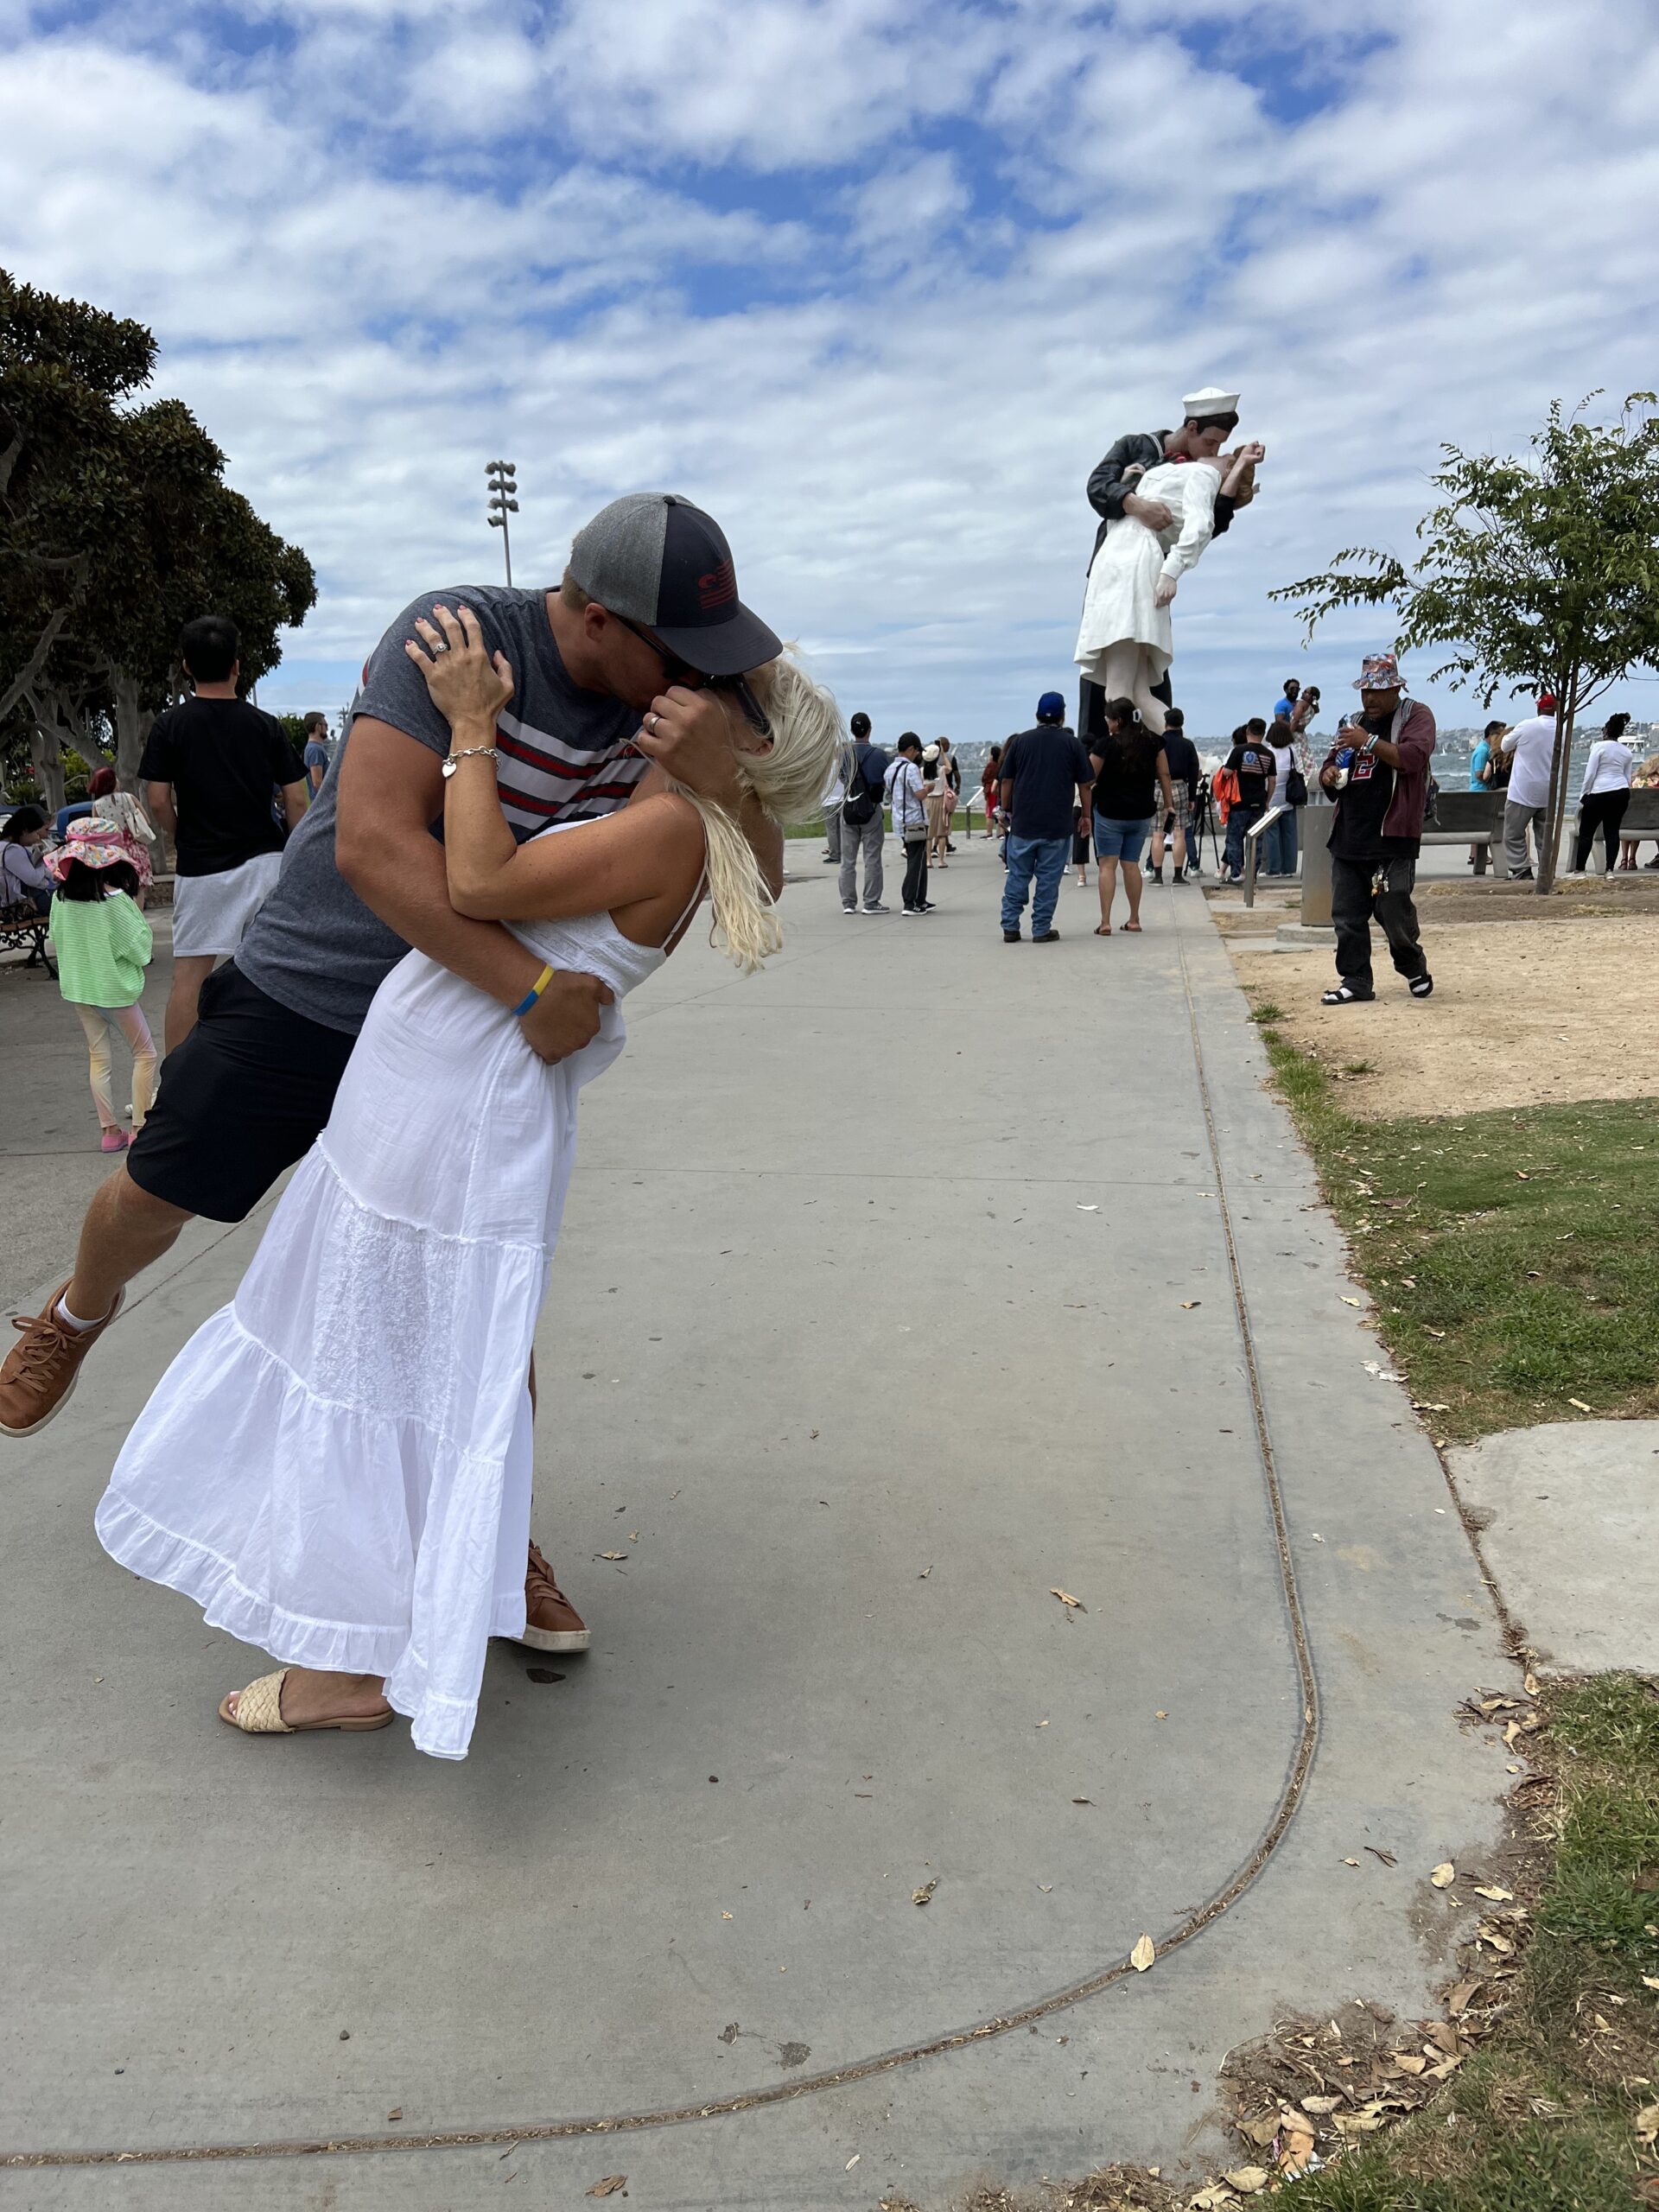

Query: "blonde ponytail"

xmin=659 ymin=656 xmax=845 ymax=975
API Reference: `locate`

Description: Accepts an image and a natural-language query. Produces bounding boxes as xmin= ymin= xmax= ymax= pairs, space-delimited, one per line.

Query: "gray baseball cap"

xmin=569 ymin=493 xmax=782 ymax=677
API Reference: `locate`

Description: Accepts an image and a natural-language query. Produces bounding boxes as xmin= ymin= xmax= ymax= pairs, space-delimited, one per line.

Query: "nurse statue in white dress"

xmin=1076 ymin=442 xmax=1258 ymax=734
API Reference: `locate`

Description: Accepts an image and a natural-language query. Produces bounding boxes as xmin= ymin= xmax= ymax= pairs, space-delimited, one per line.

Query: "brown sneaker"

xmin=0 ymin=1279 xmax=125 ymax=1439
xmin=518 ymin=1541 xmax=590 ymax=1651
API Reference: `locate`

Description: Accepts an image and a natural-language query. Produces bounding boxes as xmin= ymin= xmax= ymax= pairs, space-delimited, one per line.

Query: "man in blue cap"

xmin=996 ymin=692 xmax=1095 ymax=942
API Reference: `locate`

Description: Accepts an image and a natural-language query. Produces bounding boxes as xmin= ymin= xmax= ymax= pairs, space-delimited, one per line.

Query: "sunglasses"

xmin=614 ymin=613 xmax=772 ymax=741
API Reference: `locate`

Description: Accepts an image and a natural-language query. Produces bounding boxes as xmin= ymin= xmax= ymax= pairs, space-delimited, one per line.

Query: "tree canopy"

xmin=1 ymin=270 xmax=316 ymax=804
xmin=1273 ymin=393 xmax=1659 ymax=892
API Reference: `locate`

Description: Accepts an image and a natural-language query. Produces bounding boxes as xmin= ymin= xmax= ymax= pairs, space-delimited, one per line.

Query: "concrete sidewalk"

xmin=2 ymin=846 xmax=1516 ymax=2209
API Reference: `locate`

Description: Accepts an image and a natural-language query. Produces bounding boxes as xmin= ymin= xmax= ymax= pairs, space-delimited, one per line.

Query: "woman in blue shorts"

xmin=1087 ymin=698 xmax=1176 ymax=935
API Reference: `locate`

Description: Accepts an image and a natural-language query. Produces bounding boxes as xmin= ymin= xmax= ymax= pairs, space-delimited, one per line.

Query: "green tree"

xmin=1 ymin=270 xmax=316 ymax=809
xmin=1273 ymin=393 xmax=1659 ymax=893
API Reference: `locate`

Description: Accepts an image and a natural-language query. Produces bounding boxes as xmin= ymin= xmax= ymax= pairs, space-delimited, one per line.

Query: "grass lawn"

xmin=1243 ymin=996 xmax=1659 ymax=1444
xmin=1270 ymin=1673 xmax=1659 ymax=2212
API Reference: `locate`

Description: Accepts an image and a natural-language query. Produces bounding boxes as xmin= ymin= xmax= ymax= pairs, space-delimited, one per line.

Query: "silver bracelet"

xmin=442 ymin=745 xmax=500 ymax=780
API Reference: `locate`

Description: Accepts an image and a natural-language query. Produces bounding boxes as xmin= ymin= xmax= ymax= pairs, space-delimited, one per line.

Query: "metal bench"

xmin=0 ymin=910 xmax=55 ymax=976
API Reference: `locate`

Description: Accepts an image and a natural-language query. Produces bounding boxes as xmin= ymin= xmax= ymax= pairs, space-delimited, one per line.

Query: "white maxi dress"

xmin=1074 ymin=457 xmax=1223 ymax=690
xmin=96 ymin=826 xmax=689 ymax=1760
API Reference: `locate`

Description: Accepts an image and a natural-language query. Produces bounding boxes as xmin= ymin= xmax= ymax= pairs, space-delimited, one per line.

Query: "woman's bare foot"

xmin=223 ymin=1669 xmax=390 ymax=1727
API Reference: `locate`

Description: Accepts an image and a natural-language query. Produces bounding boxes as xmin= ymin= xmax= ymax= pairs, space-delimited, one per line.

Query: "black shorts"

xmin=125 ymin=963 xmax=358 ymax=1224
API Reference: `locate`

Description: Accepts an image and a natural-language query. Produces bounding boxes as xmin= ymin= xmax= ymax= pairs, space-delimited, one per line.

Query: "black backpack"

xmin=842 ymin=747 xmax=880 ymax=827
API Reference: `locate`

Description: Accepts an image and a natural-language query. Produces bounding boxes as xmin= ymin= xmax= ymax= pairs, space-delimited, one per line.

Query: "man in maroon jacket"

xmin=1317 ymin=652 xmax=1435 ymax=1006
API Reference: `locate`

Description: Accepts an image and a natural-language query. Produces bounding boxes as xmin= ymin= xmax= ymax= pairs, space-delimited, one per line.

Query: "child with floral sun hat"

xmin=45 ymin=820 xmax=158 ymax=1152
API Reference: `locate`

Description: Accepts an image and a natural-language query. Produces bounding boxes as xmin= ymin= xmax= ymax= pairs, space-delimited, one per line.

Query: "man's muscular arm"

xmin=334 ymin=717 xmax=610 ymax=1062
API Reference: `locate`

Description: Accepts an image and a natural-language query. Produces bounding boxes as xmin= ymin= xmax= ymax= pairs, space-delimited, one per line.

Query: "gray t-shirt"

xmin=237 ymin=587 xmax=646 ymax=1033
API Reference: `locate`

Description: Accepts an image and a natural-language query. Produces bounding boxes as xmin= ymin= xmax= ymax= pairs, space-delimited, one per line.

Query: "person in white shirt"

xmin=884 ymin=732 xmax=932 ymax=914
xmin=1573 ymin=711 xmax=1637 ymax=873
xmin=819 ymin=753 xmax=846 ymax=867
xmin=1499 ymin=694 xmax=1563 ymax=878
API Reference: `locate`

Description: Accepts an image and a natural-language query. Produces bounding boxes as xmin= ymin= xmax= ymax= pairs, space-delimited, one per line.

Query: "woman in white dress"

xmin=96 ymin=607 xmax=841 ymax=1760
xmin=1075 ymin=445 xmax=1259 ymax=733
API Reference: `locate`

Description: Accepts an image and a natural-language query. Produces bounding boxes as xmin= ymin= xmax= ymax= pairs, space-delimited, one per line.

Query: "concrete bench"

xmin=1422 ymin=790 xmax=1509 ymax=875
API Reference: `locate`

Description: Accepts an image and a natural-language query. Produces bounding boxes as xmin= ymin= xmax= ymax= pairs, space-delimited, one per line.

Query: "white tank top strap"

xmin=663 ymin=867 xmax=708 ymax=955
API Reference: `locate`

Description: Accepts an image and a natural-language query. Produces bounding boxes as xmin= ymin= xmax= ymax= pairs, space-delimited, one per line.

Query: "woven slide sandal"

xmin=218 ymin=1669 xmax=394 ymax=1734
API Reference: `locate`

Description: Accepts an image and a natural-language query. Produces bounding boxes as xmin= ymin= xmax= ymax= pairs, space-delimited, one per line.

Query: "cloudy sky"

xmin=3 ymin=0 xmax=1656 ymax=741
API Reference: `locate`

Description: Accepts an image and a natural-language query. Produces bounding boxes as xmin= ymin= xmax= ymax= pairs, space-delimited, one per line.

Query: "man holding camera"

xmin=1317 ymin=653 xmax=1435 ymax=1007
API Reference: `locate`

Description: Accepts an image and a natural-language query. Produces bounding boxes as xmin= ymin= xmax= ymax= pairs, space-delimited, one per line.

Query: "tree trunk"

xmin=1536 ymin=666 xmax=1578 ymax=896
xmin=27 ymin=723 xmax=65 ymax=814
xmin=109 ymin=667 xmax=155 ymax=789
xmin=105 ymin=667 xmax=164 ymax=877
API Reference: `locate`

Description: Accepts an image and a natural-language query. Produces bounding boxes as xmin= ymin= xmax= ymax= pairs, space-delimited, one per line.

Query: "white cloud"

xmin=2 ymin=0 xmax=1656 ymax=738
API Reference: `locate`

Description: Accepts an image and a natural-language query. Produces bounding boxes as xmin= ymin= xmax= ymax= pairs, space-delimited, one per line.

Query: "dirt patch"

xmin=1225 ymin=912 xmax=1659 ymax=1118
xmin=1417 ymin=874 xmax=1659 ymax=924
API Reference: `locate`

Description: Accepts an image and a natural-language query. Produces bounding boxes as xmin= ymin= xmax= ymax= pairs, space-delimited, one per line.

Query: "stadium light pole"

xmin=486 ymin=459 xmax=518 ymax=586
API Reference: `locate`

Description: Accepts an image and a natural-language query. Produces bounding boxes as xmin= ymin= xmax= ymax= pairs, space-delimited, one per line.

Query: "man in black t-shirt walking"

xmin=142 ymin=614 xmax=308 ymax=1054
xmin=1148 ymin=705 xmax=1201 ymax=883
xmin=1317 ymin=653 xmax=1435 ymax=1006
xmin=1221 ymin=718 xmax=1277 ymax=880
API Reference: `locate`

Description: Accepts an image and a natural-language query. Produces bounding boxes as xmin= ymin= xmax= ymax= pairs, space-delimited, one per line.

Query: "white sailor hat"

xmin=1181 ymin=386 xmax=1241 ymax=418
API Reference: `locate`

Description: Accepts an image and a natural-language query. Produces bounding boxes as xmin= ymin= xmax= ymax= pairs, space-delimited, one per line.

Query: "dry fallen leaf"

xmin=1300 ymin=2094 xmax=1341 ymax=2114
xmin=721 ymin=1910 xmax=733 ymax=1920
xmin=1473 ymin=1884 xmax=1514 ymax=1902
xmin=1340 ymin=1294 xmax=1362 ymax=1306
xmin=1392 ymin=2052 xmax=1427 ymax=2075
xmin=587 ymin=2180 xmax=627 ymax=2199
xmin=1568 ymin=1397 xmax=1592 ymax=1412
xmin=597 ymin=1551 xmax=627 ymax=1561
xmin=1072 ymin=1796 xmax=1094 ymax=1806
xmin=1050 ymin=1587 xmax=1086 ymax=1611
xmin=846 ymin=2152 xmax=861 ymax=2169
xmin=912 ymin=1881 xmax=937 ymax=1907
xmin=1181 ymin=1300 xmax=1201 ymax=1309
xmin=1635 ymin=2102 xmax=1659 ymax=2145
xmin=1343 ymin=1857 xmax=1360 ymax=1867
xmin=1280 ymin=2127 xmax=1316 ymax=2174
xmin=1222 ymin=2167 xmax=1268 ymax=2194
xmin=386 ymin=2107 xmax=403 ymax=2120
xmin=1430 ymin=1862 xmax=1457 ymax=1888
xmin=1523 ymin=1672 xmax=1541 ymax=1698
xmin=1446 ymin=1980 xmax=1481 ymax=2014
xmin=1130 ymin=1934 xmax=1155 ymax=1972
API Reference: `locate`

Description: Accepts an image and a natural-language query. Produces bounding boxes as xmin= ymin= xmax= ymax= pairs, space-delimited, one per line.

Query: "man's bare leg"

xmin=2 ymin=1167 xmax=193 ymax=1435
xmin=164 ymin=955 xmax=216 ymax=1058
xmin=68 ymin=1166 xmax=193 ymax=1324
